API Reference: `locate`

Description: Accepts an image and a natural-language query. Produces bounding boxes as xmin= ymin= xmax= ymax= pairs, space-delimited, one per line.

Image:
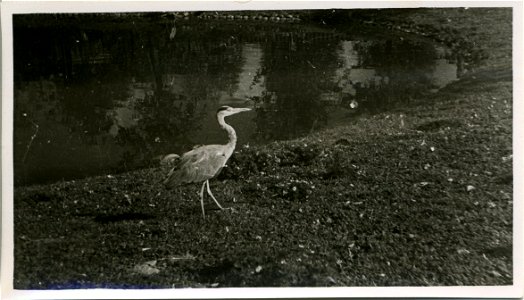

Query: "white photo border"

xmin=2 ymin=1 xmax=523 ymax=299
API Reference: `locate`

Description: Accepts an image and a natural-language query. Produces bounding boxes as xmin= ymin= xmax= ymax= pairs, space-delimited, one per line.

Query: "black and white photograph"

xmin=1 ymin=1 xmax=522 ymax=298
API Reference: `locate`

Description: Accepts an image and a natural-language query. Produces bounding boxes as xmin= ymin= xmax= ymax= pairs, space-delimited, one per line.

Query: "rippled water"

xmin=13 ymin=14 xmax=459 ymax=185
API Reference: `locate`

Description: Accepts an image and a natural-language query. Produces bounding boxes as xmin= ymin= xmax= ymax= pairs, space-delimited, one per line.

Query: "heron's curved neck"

xmin=218 ymin=115 xmax=237 ymax=148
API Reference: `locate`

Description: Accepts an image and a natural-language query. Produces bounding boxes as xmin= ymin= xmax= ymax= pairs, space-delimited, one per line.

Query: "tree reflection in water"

xmin=252 ymin=31 xmax=340 ymax=141
xmin=13 ymin=13 xmax=459 ymax=185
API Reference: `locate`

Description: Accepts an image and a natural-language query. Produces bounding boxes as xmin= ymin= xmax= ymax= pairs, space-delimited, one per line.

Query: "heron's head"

xmin=217 ymin=106 xmax=251 ymax=117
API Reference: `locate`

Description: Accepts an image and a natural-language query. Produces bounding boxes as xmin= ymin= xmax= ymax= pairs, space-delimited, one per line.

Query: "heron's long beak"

xmin=232 ymin=107 xmax=252 ymax=114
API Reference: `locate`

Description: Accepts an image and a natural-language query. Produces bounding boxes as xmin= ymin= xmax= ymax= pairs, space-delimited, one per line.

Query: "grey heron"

xmin=163 ymin=106 xmax=251 ymax=218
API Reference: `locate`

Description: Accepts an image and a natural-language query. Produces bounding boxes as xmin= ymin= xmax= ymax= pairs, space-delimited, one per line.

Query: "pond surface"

xmin=13 ymin=13 xmax=459 ymax=185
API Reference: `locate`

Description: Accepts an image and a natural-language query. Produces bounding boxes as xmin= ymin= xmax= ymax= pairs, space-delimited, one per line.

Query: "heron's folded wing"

xmin=164 ymin=145 xmax=228 ymax=187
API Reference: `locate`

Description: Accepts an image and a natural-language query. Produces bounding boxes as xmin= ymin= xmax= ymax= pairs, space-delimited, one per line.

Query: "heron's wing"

xmin=164 ymin=145 xmax=230 ymax=187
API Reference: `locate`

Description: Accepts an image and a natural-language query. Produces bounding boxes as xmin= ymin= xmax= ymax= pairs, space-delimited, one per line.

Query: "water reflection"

xmin=13 ymin=14 xmax=459 ymax=185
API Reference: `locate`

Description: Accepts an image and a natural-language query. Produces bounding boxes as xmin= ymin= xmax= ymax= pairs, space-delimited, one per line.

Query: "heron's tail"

xmin=160 ymin=153 xmax=180 ymax=166
xmin=162 ymin=168 xmax=182 ymax=190
xmin=145 ymin=155 xmax=178 ymax=192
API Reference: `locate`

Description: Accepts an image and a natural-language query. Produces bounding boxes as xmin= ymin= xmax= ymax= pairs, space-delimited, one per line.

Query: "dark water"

xmin=13 ymin=13 xmax=459 ymax=185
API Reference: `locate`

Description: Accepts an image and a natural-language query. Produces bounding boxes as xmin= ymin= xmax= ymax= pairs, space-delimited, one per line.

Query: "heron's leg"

xmin=200 ymin=181 xmax=206 ymax=219
xmin=206 ymin=180 xmax=225 ymax=210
